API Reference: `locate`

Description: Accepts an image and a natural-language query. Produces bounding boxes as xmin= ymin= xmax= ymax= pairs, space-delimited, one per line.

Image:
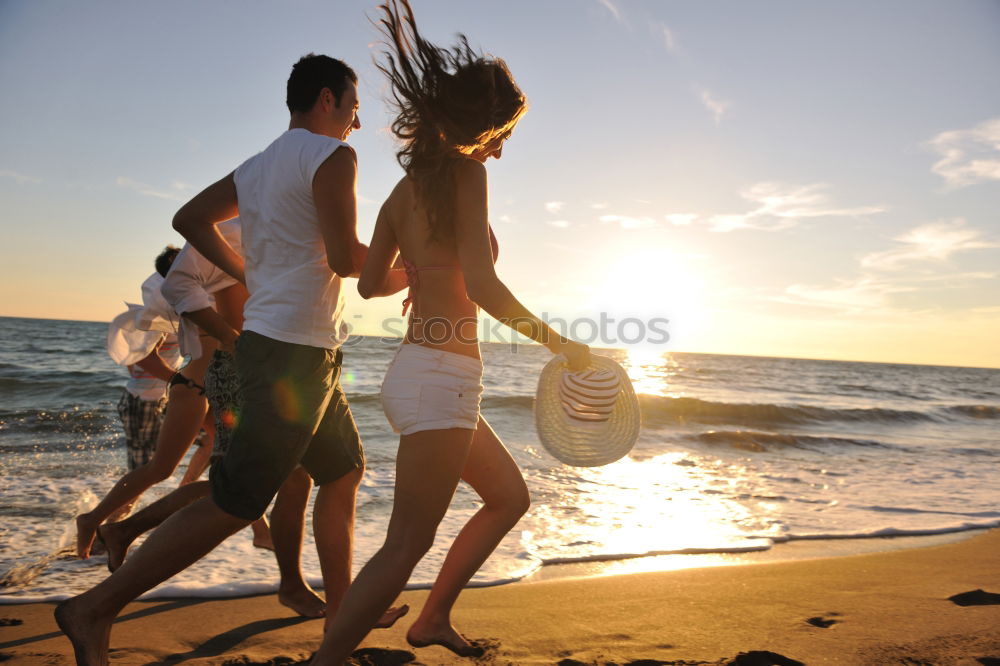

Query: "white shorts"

xmin=381 ymin=344 xmax=484 ymax=435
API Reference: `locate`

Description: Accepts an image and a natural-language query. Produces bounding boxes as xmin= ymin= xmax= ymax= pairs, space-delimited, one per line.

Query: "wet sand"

xmin=2 ymin=528 xmax=999 ymax=664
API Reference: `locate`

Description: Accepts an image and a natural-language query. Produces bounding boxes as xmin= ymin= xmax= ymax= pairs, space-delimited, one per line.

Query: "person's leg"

xmin=311 ymin=428 xmax=474 ymax=665
xmin=97 ymin=480 xmax=211 ymax=572
xmin=180 ymin=416 xmax=215 ymax=485
xmin=268 ymin=466 xmax=325 ymax=617
xmin=406 ymin=417 xmax=530 ymax=654
xmin=56 ymin=496 xmax=249 ymax=666
xmin=311 ymin=466 xmax=360 ymax=628
xmin=76 ymin=381 xmax=209 ymax=558
xmin=302 ymin=371 xmax=364 ymax=627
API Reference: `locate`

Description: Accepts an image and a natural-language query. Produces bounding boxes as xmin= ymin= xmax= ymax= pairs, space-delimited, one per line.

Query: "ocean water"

xmin=1 ymin=315 xmax=998 ymax=603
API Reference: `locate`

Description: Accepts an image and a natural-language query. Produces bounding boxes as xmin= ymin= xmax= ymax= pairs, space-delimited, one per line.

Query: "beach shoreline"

xmin=522 ymin=527 xmax=990 ymax=584
xmin=3 ymin=527 xmax=998 ymax=664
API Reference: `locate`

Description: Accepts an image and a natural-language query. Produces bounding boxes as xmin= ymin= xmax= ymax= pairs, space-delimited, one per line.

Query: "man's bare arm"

xmin=180 ymin=283 xmax=246 ymax=353
xmin=173 ymin=173 xmax=245 ymax=283
xmin=182 ymin=308 xmax=240 ymax=351
xmin=313 ymin=146 xmax=368 ymax=278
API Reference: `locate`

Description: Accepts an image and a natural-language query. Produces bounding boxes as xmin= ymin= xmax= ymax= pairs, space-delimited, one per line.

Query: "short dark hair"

xmin=155 ymin=245 xmax=180 ymax=277
xmin=286 ymin=54 xmax=358 ymax=113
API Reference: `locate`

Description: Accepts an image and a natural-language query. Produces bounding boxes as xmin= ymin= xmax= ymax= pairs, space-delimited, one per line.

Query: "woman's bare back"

xmin=386 ymin=176 xmax=484 ymax=356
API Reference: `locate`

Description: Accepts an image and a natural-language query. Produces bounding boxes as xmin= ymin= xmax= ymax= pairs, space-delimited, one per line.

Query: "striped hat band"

xmin=558 ymin=369 xmax=620 ymax=423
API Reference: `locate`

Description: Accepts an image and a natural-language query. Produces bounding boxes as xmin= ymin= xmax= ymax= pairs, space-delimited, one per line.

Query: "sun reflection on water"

xmin=526 ymin=449 xmax=780 ymax=575
xmin=619 ymin=347 xmax=683 ymax=398
xmin=522 ymin=348 xmax=788 ymax=579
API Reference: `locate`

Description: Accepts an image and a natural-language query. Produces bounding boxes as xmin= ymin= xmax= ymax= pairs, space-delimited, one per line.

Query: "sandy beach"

xmin=2 ymin=529 xmax=998 ymax=665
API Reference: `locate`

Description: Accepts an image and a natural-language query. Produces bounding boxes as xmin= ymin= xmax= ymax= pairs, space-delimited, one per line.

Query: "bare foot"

xmin=96 ymin=523 xmax=133 ymax=574
xmin=250 ymin=518 xmax=274 ymax=551
xmin=75 ymin=514 xmax=98 ymax=559
xmin=54 ymin=596 xmax=112 ymax=666
xmin=406 ymin=622 xmax=485 ymax=658
xmin=322 ymin=604 xmax=409 ymax=634
xmin=375 ymin=604 xmax=409 ymax=629
xmin=278 ymin=583 xmax=326 ymax=618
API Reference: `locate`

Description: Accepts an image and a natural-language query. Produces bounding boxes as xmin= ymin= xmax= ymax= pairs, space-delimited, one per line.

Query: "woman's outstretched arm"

xmin=454 ymin=160 xmax=590 ymax=369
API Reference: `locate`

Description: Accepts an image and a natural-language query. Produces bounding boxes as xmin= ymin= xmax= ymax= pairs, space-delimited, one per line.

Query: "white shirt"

xmin=134 ymin=272 xmax=181 ymax=336
xmin=233 ymin=128 xmax=350 ymax=350
xmin=107 ymin=273 xmax=184 ymax=400
xmin=161 ymin=218 xmax=242 ymax=360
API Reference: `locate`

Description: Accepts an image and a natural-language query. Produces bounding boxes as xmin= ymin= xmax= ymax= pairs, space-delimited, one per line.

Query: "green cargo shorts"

xmin=210 ymin=331 xmax=364 ymax=520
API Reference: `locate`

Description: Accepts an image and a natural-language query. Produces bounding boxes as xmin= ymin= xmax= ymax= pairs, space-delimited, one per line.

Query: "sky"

xmin=1 ymin=0 xmax=999 ymax=368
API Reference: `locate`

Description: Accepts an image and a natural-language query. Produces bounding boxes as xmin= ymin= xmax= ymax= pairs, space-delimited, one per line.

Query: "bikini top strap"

xmin=399 ymin=225 xmax=498 ymax=315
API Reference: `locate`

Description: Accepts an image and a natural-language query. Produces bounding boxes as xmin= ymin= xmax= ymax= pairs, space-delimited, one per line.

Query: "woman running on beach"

xmin=312 ymin=1 xmax=590 ymax=661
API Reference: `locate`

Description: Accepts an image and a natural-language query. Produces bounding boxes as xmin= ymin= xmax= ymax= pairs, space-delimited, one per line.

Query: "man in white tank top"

xmin=56 ymin=55 xmax=405 ymax=663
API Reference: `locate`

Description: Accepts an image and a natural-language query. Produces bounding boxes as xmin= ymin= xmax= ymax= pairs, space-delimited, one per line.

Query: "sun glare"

xmin=589 ymin=247 xmax=707 ymax=351
xmin=621 ymin=347 xmax=677 ymax=397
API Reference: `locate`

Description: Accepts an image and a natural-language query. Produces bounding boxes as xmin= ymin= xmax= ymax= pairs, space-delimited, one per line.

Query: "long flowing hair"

xmin=375 ymin=0 xmax=527 ymax=243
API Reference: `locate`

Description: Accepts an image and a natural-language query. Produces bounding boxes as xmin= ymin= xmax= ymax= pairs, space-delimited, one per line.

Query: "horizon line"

xmin=1 ymin=313 xmax=996 ymax=372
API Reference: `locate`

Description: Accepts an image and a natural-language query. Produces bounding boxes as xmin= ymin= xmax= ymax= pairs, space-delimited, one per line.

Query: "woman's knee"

xmin=503 ymin=484 xmax=531 ymax=521
xmin=483 ymin=478 xmax=531 ymax=520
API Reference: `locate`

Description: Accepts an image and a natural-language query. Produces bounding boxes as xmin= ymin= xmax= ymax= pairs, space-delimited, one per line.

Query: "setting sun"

xmin=588 ymin=246 xmax=708 ymax=350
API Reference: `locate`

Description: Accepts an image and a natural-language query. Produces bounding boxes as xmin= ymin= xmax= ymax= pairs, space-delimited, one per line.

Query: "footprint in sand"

xmin=557 ymin=649 xmax=806 ymax=666
xmin=805 ymin=610 xmax=842 ymax=628
xmin=727 ymin=651 xmax=806 ymax=666
xmin=349 ymin=647 xmax=417 ymax=665
xmin=949 ymin=589 xmax=1000 ymax=606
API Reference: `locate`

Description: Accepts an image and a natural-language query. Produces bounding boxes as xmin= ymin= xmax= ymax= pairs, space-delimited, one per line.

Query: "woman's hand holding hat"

xmin=549 ymin=336 xmax=591 ymax=371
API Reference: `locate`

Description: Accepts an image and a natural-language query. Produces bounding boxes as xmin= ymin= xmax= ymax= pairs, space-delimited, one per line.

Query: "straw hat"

xmin=534 ymin=353 xmax=641 ymax=466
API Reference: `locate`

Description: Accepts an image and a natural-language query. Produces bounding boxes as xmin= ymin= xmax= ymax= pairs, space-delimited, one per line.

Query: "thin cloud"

xmin=589 ymin=202 xmax=609 ymax=210
xmin=600 ymin=214 xmax=657 ymax=229
xmin=708 ymin=182 xmax=885 ymax=232
xmin=665 ymin=214 xmax=697 ymax=226
xmin=545 ymin=201 xmax=565 ymax=214
xmin=766 ymin=219 xmax=997 ymax=316
xmin=597 ymin=0 xmax=624 ymax=24
xmin=697 ymin=87 xmax=731 ymax=125
xmin=926 ymin=117 xmax=1000 ymax=188
xmin=776 ymin=268 xmax=998 ymax=316
xmin=903 ymin=270 xmax=997 ymax=283
xmin=116 ymin=177 xmax=194 ymax=201
xmin=0 ymin=169 xmax=41 ymax=185
xmin=547 ymin=220 xmax=572 ymax=229
xmin=776 ymin=277 xmax=914 ymax=312
xmin=861 ymin=219 xmax=999 ymax=270
xmin=655 ymin=22 xmax=678 ymax=52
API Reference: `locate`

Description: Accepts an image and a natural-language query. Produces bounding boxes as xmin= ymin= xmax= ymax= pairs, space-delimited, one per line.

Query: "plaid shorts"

xmin=117 ymin=390 xmax=167 ymax=470
xmin=204 ymin=350 xmax=241 ymax=460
